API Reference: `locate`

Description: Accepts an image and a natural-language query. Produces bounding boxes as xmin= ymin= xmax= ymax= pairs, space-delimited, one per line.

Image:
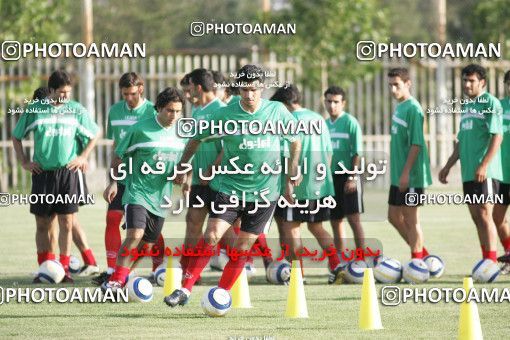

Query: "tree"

xmin=264 ymin=0 xmax=389 ymax=90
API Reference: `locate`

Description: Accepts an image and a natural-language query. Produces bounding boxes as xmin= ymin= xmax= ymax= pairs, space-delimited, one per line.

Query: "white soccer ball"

xmin=344 ymin=260 xmax=368 ymax=284
xmin=126 ymin=277 xmax=153 ymax=303
xmin=472 ymin=259 xmax=500 ymax=283
xmin=69 ymin=255 xmax=81 ymax=274
xmin=210 ymin=249 xmax=230 ymax=271
xmin=126 ymin=270 xmax=136 ymax=283
xmin=266 ymin=260 xmax=291 ymax=284
xmin=374 ymin=258 xmax=402 ymax=284
xmin=153 ymin=263 xmax=182 ymax=287
xmin=403 ymin=259 xmax=430 ymax=284
xmin=201 ymin=287 xmax=232 ymax=317
xmin=424 ymin=255 xmax=445 ymax=278
xmin=38 ymin=260 xmax=65 ymax=283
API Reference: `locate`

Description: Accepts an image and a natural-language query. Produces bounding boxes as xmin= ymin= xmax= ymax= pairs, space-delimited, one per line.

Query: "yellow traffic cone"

xmin=231 ymin=267 xmax=252 ymax=308
xmin=285 ymin=260 xmax=308 ymax=318
xmin=458 ymin=277 xmax=483 ymax=340
xmin=163 ymin=256 xmax=181 ymax=296
xmin=359 ymin=268 xmax=383 ymax=330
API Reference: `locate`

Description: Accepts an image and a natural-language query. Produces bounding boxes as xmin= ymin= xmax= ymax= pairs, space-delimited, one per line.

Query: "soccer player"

xmin=387 ymin=68 xmax=432 ymax=260
xmin=494 ymin=71 xmax=510 ymax=271
xmin=323 ymin=86 xmax=366 ymax=261
xmin=164 ymin=64 xmax=301 ymax=307
xmin=12 ymin=70 xmax=99 ymax=282
xmin=271 ymin=84 xmax=343 ymax=284
xmin=181 ymin=68 xmax=225 ymax=276
xmin=95 ymin=73 xmax=165 ymax=285
xmin=32 ymin=87 xmax=99 ymax=276
xmin=495 ymin=71 xmax=510 ymax=271
xmin=439 ymin=64 xmax=503 ymax=263
xmin=101 ymin=87 xmax=187 ymax=290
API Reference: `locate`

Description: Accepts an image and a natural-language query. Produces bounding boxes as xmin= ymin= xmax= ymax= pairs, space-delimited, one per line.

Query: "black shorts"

xmin=209 ymin=191 xmax=276 ymax=235
xmin=388 ymin=185 xmax=425 ymax=206
xmin=463 ymin=179 xmax=500 ymax=205
xmin=331 ymin=175 xmax=364 ymax=219
xmin=498 ymin=183 xmax=510 ymax=205
xmin=30 ymin=167 xmax=80 ymax=216
xmin=189 ymin=184 xmax=216 ymax=211
xmin=274 ymin=198 xmax=330 ymax=223
xmin=77 ymin=170 xmax=89 ymax=206
xmin=124 ymin=204 xmax=165 ymax=243
xmin=108 ymin=183 xmax=126 ymax=211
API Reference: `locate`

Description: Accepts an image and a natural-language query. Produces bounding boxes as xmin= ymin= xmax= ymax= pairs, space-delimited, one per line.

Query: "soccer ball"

xmin=210 ymin=249 xmax=230 ymax=271
xmin=266 ymin=260 xmax=291 ymax=284
xmin=126 ymin=277 xmax=153 ymax=303
xmin=69 ymin=255 xmax=81 ymax=274
xmin=403 ymin=259 xmax=430 ymax=284
xmin=472 ymin=259 xmax=500 ymax=283
xmin=125 ymin=270 xmax=137 ymax=283
xmin=424 ymin=255 xmax=445 ymax=278
xmin=344 ymin=260 xmax=368 ymax=284
xmin=201 ymin=287 xmax=232 ymax=317
xmin=374 ymin=258 xmax=402 ymax=283
xmin=153 ymin=263 xmax=182 ymax=287
xmin=38 ymin=260 xmax=65 ymax=283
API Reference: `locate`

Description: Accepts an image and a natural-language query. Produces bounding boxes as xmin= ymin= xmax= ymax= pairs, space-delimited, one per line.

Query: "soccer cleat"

xmin=78 ymin=265 xmax=100 ymax=277
xmin=101 ymin=280 xmax=124 ymax=293
xmin=263 ymin=257 xmax=272 ymax=271
xmin=62 ymin=274 xmax=74 ymax=284
xmin=328 ymin=264 xmax=345 ymax=284
xmin=92 ymin=271 xmax=111 ymax=286
xmin=164 ymin=288 xmax=190 ymax=307
xmin=147 ymin=272 xmax=156 ymax=284
xmin=500 ymin=262 xmax=510 ymax=275
xmin=498 ymin=253 xmax=510 ymax=264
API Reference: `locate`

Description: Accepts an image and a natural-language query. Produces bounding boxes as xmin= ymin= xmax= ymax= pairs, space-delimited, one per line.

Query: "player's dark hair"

xmin=154 ymin=87 xmax=185 ymax=110
xmin=211 ymin=70 xmax=226 ymax=84
xmin=388 ymin=67 xmax=410 ymax=82
xmin=189 ymin=68 xmax=216 ymax=92
xmin=32 ymin=87 xmax=50 ymax=100
xmin=226 ymin=82 xmax=240 ymax=96
xmin=270 ymin=84 xmax=301 ymax=106
xmin=237 ymin=64 xmax=265 ymax=84
xmin=119 ymin=72 xmax=144 ymax=88
xmin=180 ymin=73 xmax=191 ymax=87
xmin=48 ymin=70 xmax=72 ymax=90
xmin=462 ymin=64 xmax=487 ymax=81
xmin=504 ymin=71 xmax=510 ymax=84
xmin=324 ymin=86 xmax=346 ymax=100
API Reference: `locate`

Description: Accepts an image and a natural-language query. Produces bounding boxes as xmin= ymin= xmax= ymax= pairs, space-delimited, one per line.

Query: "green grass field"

xmin=1 ymin=196 xmax=509 ymax=339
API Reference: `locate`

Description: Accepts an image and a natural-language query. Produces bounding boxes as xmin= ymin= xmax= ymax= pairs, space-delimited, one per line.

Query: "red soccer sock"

xmin=110 ymin=265 xmax=131 ymax=285
xmin=218 ymin=256 xmax=248 ymax=290
xmin=483 ymin=250 xmax=497 ymax=262
xmin=422 ymin=247 xmax=430 ymax=257
xmin=502 ymin=237 xmax=510 ymax=253
xmin=81 ymin=249 xmax=97 ymax=266
xmin=37 ymin=251 xmax=55 ymax=265
xmin=59 ymin=254 xmax=70 ymax=273
xmin=152 ymin=234 xmax=165 ymax=271
xmin=182 ymin=237 xmax=213 ymax=292
xmin=328 ymin=251 xmax=341 ymax=271
xmin=411 ymin=251 xmax=423 ymax=259
xmin=254 ymin=233 xmax=273 ymax=263
xmin=105 ymin=210 xmax=123 ymax=270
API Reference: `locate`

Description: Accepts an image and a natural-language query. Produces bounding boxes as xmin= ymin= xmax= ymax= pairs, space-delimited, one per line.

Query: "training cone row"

xmin=458 ymin=277 xmax=483 ymax=340
xmin=359 ymin=268 xmax=383 ymax=330
xmin=231 ymin=267 xmax=252 ymax=308
xmin=163 ymin=255 xmax=181 ymax=296
xmin=285 ymin=260 xmax=308 ymax=318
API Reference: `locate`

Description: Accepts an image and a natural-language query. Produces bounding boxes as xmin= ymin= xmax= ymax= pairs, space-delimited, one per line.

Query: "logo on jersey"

xmin=45 ymin=127 xmax=72 ymax=137
xmin=461 ymin=120 xmax=473 ymax=131
xmin=119 ymin=129 xmax=127 ymax=140
xmin=239 ymin=136 xmax=271 ymax=149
